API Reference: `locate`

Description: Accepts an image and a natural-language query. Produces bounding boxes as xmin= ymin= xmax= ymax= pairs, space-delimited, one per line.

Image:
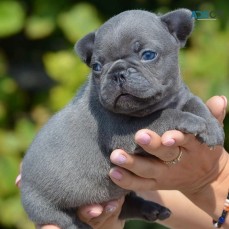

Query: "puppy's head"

xmin=75 ymin=9 xmax=194 ymax=117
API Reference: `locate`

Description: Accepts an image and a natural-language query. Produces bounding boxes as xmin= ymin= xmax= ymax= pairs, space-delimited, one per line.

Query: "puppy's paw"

xmin=141 ymin=201 xmax=171 ymax=221
xmin=173 ymin=113 xmax=224 ymax=147
xmin=175 ymin=113 xmax=207 ymax=136
xmin=197 ymin=121 xmax=225 ymax=147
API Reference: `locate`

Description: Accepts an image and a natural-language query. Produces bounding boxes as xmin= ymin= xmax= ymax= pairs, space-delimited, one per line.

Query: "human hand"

xmin=34 ymin=198 xmax=125 ymax=229
xmin=109 ymin=95 xmax=227 ymax=194
xmin=77 ymin=198 xmax=125 ymax=229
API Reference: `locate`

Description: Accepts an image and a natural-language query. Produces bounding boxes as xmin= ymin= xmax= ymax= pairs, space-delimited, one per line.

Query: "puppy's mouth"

xmin=114 ymin=93 xmax=150 ymax=108
xmin=115 ymin=93 xmax=136 ymax=103
xmin=117 ymin=93 xmax=132 ymax=100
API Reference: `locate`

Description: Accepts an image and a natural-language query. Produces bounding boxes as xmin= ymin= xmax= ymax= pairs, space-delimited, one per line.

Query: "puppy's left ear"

xmin=74 ymin=32 xmax=96 ymax=66
xmin=160 ymin=9 xmax=194 ymax=47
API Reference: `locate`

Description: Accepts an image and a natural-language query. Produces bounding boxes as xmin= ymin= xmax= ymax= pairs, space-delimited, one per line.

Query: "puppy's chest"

xmin=110 ymin=134 xmax=137 ymax=153
xmin=96 ymin=109 xmax=174 ymax=155
xmin=97 ymin=118 xmax=151 ymax=155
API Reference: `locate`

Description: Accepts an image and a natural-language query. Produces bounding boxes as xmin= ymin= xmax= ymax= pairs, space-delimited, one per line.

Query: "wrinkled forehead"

xmin=94 ymin=11 xmax=173 ymax=57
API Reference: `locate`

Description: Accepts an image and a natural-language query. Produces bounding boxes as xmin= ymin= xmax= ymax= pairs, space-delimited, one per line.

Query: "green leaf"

xmin=15 ymin=118 xmax=36 ymax=151
xmin=25 ymin=16 xmax=55 ymax=39
xmin=0 ymin=1 xmax=25 ymax=37
xmin=43 ymin=50 xmax=89 ymax=110
xmin=58 ymin=3 xmax=101 ymax=43
xmin=0 ymin=130 xmax=21 ymax=155
xmin=0 ymin=77 xmax=17 ymax=95
xmin=0 ymin=155 xmax=19 ymax=197
xmin=0 ymin=196 xmax=34 ymax=228
xmin=180 ymin=20 xmax=229 ymax=104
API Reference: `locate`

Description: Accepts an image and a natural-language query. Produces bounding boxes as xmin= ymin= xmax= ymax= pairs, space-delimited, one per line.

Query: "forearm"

xmin=140 ymin=190 xmax=213 ymax=229
xmin=183 ymin=148 xmax=229 ymax=228
xmin=136 ymin=145 xmax=229 ymax=229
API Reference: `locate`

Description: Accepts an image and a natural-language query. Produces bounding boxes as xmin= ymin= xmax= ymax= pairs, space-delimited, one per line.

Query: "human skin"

xmin=17 ymin=95 xmax=228 ymax=229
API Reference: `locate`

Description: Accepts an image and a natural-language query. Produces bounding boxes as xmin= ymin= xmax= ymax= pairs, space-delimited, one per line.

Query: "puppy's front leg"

xmin=182 ymin=95 xmax=224 ymax=146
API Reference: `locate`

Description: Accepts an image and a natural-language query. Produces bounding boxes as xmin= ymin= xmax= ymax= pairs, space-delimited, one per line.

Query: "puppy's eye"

xmin=141 ymin=51 xmax=157 ymax=61
xmin=92 ymin=63 xmax=102 ymax=72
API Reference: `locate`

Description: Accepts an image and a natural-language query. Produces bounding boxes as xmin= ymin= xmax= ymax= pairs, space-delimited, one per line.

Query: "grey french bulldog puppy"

xmin=21 ymin=9 xmax=224 ymax=229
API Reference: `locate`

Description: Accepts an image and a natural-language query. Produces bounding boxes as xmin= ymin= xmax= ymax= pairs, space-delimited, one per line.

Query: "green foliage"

xmin=43 ymin=50 xmax=90 ymax=110
xmin=0 ymin=1 xmax=25 ymax=37
xmin=0 ymin=1 xmax=228 ymax=229
xmin=58 ymin=3 xmax=101 ymax=43
xmin=25 ymin=15 xmax=55 ymax=39
xmin=180 ymin=21 xmax=229 ymax=101
xmin=125 ymin=221 xmax=169 ymax=229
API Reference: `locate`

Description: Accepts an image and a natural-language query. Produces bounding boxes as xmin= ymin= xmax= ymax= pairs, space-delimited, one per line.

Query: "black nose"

xmin=113 ymin=70 xmax=128 ymax=86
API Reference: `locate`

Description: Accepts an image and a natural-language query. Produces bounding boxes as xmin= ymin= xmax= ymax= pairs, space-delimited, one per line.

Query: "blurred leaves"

xmin=125 ymin=221 xmax=169 ymax=229
xmin=25 ymin=16 xmax=55 ymax=39
xmin=0 ymin=1 xmax=25 ymax=37
xmin=43 ymin=50 xmax=90 ymax=110
xmin=58 ymin=3 xmax=101 ymax=43
xmin=0 ymin=155 xmax=18 ymax=197
xmin=180 ymin=20 xmax=229 ymax=101
xmin=0 ymin=196 xmax=34 ymax=229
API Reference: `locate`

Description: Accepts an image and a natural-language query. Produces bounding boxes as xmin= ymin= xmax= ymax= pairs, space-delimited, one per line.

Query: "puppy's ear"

xmin=75 ymin=32 xmax=96 ymax=66
xmin=160 ymin=9 xmax=194 ymax=47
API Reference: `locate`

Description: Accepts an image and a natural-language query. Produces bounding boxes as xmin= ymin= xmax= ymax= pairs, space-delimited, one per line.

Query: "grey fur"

xmin=21 ymin=9 xmax=224 ymax=228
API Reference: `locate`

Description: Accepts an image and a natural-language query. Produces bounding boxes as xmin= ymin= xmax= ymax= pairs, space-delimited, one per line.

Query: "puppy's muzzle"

xmin=113 ymin=70 xmax=127 ymax=86
xmin=110 ymin=66 xmax=137 ymax=87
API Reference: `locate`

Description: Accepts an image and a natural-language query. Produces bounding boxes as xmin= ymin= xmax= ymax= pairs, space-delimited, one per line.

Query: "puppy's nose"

xmin=113 ymin=70 xmax=128 ymax=86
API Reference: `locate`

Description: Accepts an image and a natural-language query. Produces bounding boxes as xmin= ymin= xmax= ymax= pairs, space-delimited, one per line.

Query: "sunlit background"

xmin=0 ymin=0 xmax=228 ymax=228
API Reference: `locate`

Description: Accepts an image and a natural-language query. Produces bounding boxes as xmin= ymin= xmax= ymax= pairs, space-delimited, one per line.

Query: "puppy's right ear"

xmin=160 ymin=9 xmax=194 ymax=48
xmin=74 ymin=32 xmax=96 ymax=66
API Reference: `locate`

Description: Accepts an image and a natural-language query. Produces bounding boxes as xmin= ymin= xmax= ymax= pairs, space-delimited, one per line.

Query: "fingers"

xmin=110 ymin=130 xmax=189 ymax=178
xmin=78 ymin=198 xmax=125 ymax=229
xmin=109 ymin=167 xmax=156 ymax=191
xmin=37 ymin=226 xmax=60 ymax=229
xmin=110 ymin=149 xmax=161 ymax=178
xmin=161 ymin=130 xmax=197 ymax=149
xmin=135 ymin=129 xmax=162 ymax=149
xmin=15 ymin=163 xmax=22 ymax=188
xmin=206 ymin=95 xmax=227 ymax=124
xmin=79 ymin=204 xmax=103 ymax=220
xmin=109 ymin=130 xmax=201 ymax=192
xmin=134 ymin=129 xmax=185 ymax=161
xmin=15 ymin=174 xmax=21 ymax=188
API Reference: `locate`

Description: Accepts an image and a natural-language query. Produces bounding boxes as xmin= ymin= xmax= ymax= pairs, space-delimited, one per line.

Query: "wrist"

xmin=182 ymin=147 xmax=229 ymax=226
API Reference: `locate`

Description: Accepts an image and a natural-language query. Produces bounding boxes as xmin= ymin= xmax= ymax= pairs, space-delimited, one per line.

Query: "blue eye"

xmin=141 ymin=51 xmax=157 ymax=61
xmin=92 ymin=63 xmax=102 ymax=72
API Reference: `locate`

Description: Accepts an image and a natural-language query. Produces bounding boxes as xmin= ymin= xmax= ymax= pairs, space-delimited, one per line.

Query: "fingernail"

xmin=137 ymin=133 xmax=151 ymax=145
xmin=111 ymin=152 xmax=126 ymax=165
xmin=163 ymin=138 xmax=175 ymax=146
xmin=87 ymin=208 xmax=103 ymax=217
xmin=110 ymin=169 xmax=123 ymax=181
xmin=105 ymin=204 xmax=117 ymax=213
xmin=15 ymin=174 xmax=21 ymax=188
xmin=221 ymin=96 xmax=227 ymax=109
